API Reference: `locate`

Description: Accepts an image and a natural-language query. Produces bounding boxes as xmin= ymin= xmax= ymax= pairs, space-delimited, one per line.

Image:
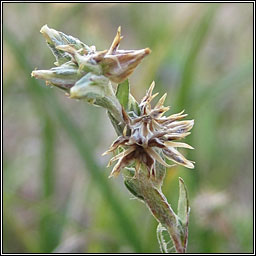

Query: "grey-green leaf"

xmin=116 ymin=79 xmax=130 ymax=110
xmin=124 ymin=179 xmax=144 ymax=201
xmin=128 ymin=94 xmax=140 ymax=115
xmin=157 ymin=223 xmax=175 ymax=253
xmin=178 ymin=177 xmax=190 ymax=225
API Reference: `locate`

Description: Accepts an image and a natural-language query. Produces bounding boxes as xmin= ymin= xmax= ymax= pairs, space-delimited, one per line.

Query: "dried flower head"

xmin=103 ymin=82 xmax=195 ymax=178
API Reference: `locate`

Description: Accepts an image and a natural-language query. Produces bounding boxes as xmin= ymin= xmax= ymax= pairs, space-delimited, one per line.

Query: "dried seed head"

xmin=104 ymin=82 xmax=195 ymax=178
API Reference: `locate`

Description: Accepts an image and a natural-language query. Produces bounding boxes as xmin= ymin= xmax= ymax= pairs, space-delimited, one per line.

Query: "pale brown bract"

xmin=101 ymin=26 xmax=151 ymax=83
xmin=103 ymin=82 xmax=195 ymax=178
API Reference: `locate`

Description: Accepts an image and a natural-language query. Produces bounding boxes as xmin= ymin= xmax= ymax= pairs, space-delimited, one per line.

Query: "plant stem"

xmin=124 ymin=168 xmax=185 ymax=253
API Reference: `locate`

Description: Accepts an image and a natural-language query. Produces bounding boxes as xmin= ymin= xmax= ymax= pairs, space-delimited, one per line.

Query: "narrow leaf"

xmin=129 ymin=94 xmax=141 ymax=115
xmin=178 ymin=177 xmax=189 ymax=225
xmin=157 ymin=223 xmax=175 ymax=253
xmin=116 ymin=79 xmax=130 ymax=110
xmin=124 ymin=179 xmax=145 ymax=201
xmin=157 ymin=223 xmax=168 ymax=253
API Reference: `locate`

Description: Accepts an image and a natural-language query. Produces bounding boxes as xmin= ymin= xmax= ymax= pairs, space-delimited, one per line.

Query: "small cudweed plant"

xmin=32 ymin=25 xmax=195 ymax=253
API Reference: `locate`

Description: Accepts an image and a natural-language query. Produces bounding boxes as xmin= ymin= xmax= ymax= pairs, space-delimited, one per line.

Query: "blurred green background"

xmin=3 ymin=2 xmax=253 ymax=253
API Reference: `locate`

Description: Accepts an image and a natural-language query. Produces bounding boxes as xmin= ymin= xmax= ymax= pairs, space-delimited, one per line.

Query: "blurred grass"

xmin=41 ymin=117 xmax=55 ymax=199
xmin=193 ymin=61 xmax=252 ymax=110
xmin=3 ymin=2 xmax=253 ymax=253
xmin=175 ymin=4 xmax=219 ymax=110
xmin=39 ymin=117 xmax=58 ymax=252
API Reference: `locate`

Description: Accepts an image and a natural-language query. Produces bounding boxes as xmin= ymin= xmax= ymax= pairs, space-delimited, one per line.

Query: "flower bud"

xmin=36 ymin=25 xmax=151 ymax=84
xmin=70 ymin=73 xmax=123 ymax=122
xmin=70 ymin=73 xmax=110 ymax=99
xmin=40 ymin=24 xmax=90 ymax=66
xmin=101 ymin=48 xmax=151 ymax=84
xmin=31 ymin=62 xmax=84 ymax=91
xmin=100 ymin=27 xmax=151 ymax=83
xmin=32 ymin=25 xmax=150 ymax=121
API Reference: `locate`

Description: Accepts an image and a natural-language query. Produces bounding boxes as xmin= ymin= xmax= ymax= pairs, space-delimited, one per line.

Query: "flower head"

xmin=103 ymin=82 xmax=195 ymax=178
xmin=31 ymin=25 xmax=150 ymax=93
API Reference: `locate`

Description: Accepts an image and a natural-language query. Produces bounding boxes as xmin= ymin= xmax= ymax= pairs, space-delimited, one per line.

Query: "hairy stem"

xmin=124 ymin=168 xmax=185 ymax=253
